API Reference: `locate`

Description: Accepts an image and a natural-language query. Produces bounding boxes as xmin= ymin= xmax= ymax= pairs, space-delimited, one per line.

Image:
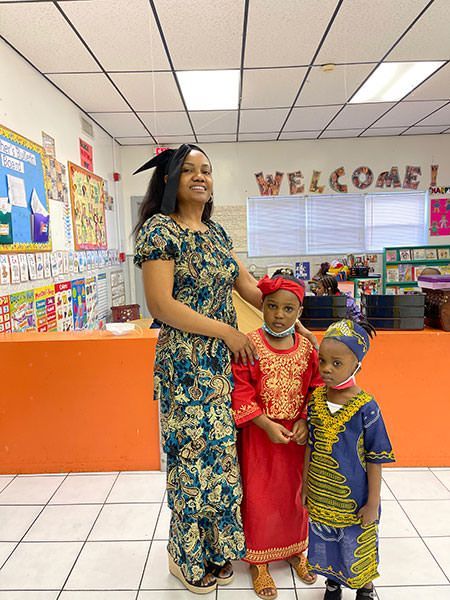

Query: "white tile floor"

xmin=0 ymin=468 xmax=449 ymax=599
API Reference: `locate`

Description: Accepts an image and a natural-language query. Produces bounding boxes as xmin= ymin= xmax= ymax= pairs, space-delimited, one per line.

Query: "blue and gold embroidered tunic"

xmin=134 ymin=214 xmax=240 ymax=458
xmin=307 ymin=385 xmax=395 ymax=528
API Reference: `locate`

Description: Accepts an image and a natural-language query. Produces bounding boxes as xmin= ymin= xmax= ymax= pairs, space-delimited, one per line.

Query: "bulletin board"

xmin=0 ymin=124 xmax=51 ymax=253
xmin=68 ymin=162 xmax=107 ymax=250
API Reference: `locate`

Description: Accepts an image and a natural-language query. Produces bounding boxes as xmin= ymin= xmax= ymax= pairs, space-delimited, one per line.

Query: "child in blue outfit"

xmin=303 ymin=319 xmax=395 ymax=599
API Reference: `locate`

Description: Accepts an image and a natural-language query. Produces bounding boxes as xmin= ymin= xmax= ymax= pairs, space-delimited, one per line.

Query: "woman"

xmin=134 ymin=144 xmax=316 ymax=594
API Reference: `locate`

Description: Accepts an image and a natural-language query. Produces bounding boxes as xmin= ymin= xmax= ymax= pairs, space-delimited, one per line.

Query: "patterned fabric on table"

xmin=134 ymin=214 xmax=245 ymax=581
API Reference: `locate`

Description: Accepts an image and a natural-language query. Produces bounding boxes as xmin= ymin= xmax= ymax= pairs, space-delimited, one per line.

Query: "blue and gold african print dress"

xmin=134 ymin=214 xmax=245 ymax=582
xmin=306 ymin=386 xmax=395 ymax=589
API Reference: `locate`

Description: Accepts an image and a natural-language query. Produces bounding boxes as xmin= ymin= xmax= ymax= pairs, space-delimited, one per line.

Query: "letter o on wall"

xmin=352 ymin=166 xmax=373 ymax=190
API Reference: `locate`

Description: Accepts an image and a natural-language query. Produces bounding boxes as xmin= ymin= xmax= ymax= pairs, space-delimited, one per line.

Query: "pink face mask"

xmin=331 ymin=363 xmax=361 ymax=390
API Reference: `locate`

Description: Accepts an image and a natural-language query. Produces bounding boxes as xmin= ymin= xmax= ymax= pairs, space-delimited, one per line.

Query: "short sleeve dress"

xmin=134 ymin=213 xmax=245 ymax=582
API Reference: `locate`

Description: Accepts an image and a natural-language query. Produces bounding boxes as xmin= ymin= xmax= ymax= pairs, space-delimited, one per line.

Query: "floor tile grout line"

xmin=0 ymin=473 xmax=70 ymax=571
xmin=134 ymin=498 xmax=166 ymax=600
xmin=394 ymin=497 xmax=450 ymax=585
xmin=0 ymin=474 xmax=18 ymax=495
xmin=429 ymin=469 xmax=450 ymax=492
xmin=420 ymin=536 xmax=450 ymax=585
xmin=55 ymin=471 xmax=122 ymax=599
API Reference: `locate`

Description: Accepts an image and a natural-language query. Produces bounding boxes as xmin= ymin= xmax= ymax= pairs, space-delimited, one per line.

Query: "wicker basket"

xmin=111 ymin=304 xmax=140 ymax=323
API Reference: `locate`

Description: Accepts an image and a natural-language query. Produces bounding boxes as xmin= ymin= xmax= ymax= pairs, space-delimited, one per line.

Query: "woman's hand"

xmin=291 ymin=419 xmax=308 ymax=445
xmin=222 ymin=326 xmax=258 ymax=365
xmin=296 ymin=320 xmax=319 ymax=350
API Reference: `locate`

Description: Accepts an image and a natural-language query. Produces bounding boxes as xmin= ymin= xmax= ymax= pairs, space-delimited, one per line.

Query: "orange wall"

xmin=0 ymin=329 xmax=159 ymax=474
xmin=0 ymin=327 xmax=448 ymax=473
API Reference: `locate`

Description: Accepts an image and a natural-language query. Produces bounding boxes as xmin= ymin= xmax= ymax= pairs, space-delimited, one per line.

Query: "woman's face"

xmin=176 ymin=150 xmax=212 ymax=208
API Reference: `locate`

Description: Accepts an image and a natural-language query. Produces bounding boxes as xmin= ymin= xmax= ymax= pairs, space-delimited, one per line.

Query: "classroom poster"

xmin=34 ymin=285 xmax=57 ymax=332
xmin=55 ymin=281 xmax=73 ymax=332
xmin=85 ymin=275 xmax=97 ymax=329
xmin=96 ymin=272 xmax=108 ymax=327
xmin=0 ymin=294 xmax=12 ymax=333
xmin=10 ymin=289 xmax=35 ymax=332
xmin=68 ymin=162 xmax=107 ymax=250
xmin=430 ymin=197 xmax=450 ymax=236
xmin=72 ymin=277 xmax=87 ymax=330
xmin=79 ymin=139 xmax=93 ymax=172
xmin=0 ymin=124 xmax=51 ymax=253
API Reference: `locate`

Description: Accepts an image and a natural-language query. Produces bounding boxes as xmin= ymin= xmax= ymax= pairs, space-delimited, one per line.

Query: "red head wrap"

xmin=257 ymin=275 xmax=305 ymax=303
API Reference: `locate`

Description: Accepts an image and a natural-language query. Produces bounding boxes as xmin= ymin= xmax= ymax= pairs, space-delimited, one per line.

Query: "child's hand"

xmin=291 ymin=419 xmax=308 ymax=445
xmin=301 ymin=486 xmax=307 ymax=507
xmin=357 ymin=501 xmax=379 ymax=526
xmin=265 ymin=421 xmax=293 ymax=444
xmin=295 ymin=320 xmax=319 ymax=350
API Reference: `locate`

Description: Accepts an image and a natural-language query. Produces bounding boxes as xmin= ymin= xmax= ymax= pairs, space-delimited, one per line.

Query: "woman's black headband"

xmin=133 ymin=144 xmax=207 ymax=215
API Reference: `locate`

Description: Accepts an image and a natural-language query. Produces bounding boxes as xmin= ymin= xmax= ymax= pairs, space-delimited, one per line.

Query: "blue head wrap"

xmin=323 ymin=319 xmax=370 ymax=361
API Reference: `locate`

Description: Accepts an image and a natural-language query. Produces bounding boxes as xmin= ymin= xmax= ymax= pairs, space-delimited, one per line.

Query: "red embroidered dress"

xmin=232 ymin=328 xmax=322 ymax=564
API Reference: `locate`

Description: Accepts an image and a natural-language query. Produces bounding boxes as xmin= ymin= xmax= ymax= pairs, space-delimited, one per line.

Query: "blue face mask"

xmin=262 ymin=322 xmax=296 ymax=338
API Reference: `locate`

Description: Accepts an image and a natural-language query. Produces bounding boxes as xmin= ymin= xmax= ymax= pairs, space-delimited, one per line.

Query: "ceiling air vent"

xmin=80 ymin=115 xmax=94 ymax=139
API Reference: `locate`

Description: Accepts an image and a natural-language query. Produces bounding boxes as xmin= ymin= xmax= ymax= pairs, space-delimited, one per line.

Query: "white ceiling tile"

xmin=375 ymin=100 xmax=447 ymax=127
xmin=279 ymin=131 xmax=321 ymax=140
xmin=238 ymin=133 xmax=279 ymax=141
xmin=137 ymin=112 xmax=193 ymax=136
xmin=316 ymin=0 xmax=430 ymax=64
xmin=189 ymin=111 xmax=237 ymax=135
xmin=405 ymin=63 xmax=450 ymax=101
xmin=153 ymin=0 xmax=243 ymax=69
xmin=296 ymin=64 xmax=375 ymax=106
xmin=62 ymin=0 xmax=169 ymax=71
xmin=417 ymin=102 xmax=450 ymax=126
xmin=116 ymin=137 xmax=154 ymax=146
xmin=0 ymin=2 xmax=100 ymax=72
xmin=361 ymin=127 xmax=407 ymax=137
xmin=239 ymin=109 xmax=288 ymax=133
xmin=403 ymin=125 xmax=449 ymax=135
xmin=47 ymin=73 xmax=130 ymax=112
xmin=284 ymin=105 xmax=341 ymax=131
xmin=110 ymin=72 xmax=184 ymax=112
xmin=328 ymin=103 xmax=395 ymax=129
xmin=245 ymin=0 xmax=337 ymax=67
xmin=321 ymin=129 xmax=363 ymax=138
xmin=197 ymin=134 xmax=236 ymax=143
xmin=88 ymin=113 xmax=149 ymax=137
xmin=151 ymin=135 xmax=197 ymax=144
xmin=388 ymin=0 xmax=450 ymax=61
xmin=241 ymin=68 xmax=307 ymax=109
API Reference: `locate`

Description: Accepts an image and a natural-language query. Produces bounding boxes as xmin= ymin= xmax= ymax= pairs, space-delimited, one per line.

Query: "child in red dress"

xmin=232 ymin=272 xmax=322 ymax=599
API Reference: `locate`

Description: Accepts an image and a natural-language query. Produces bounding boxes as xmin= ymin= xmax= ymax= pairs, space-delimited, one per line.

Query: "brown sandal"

xmin=287 ymin=553 xmax=317 ymax=585
xmin=168 ymin=553 xmax=217 ymax=595
xmin=250 ymin=563 xmax=278 ymax=600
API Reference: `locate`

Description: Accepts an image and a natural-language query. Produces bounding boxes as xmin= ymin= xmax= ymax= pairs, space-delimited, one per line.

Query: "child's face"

xmin=263 ymin=289 xmax=302 ymax=333
xmin=315 ymin=281 xmax=325 ymax=296
xmin=319 ymin=338 xmax=358 ymax=387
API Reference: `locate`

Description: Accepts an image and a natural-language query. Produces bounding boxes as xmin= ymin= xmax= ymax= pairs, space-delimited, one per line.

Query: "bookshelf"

xmin=383 ymin=244 xmax=450 ymax=294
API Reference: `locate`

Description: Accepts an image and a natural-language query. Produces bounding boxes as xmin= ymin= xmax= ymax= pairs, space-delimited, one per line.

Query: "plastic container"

xmin=111 ymin=304 xmax=140 ymax=323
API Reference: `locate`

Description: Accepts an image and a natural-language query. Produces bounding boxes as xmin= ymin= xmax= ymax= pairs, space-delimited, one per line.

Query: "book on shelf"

xmin=386 ymin=286 xmax=399 ymax=295
xmin=386 ymin=249 xmax=397 ymax=262
xmin=398 ymin=264 xmax=413 ymax=282
xmin=425 ymin=248 xmax=438 ymax=260
xmin=386 ymin=265 xmax=399 ymax=282
xmin=399 ymin=249 xmax=411 ymax=261
xmin=437 ymin=247 xmax=450 ymax=260
xmin=413 ymin=265 xmax=429 ymax=280
xmin=412 ymin=248 xmax=426 ymax=260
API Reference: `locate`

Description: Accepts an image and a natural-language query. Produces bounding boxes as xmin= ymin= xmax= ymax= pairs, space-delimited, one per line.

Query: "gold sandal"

xmin=250 ymin=563 xmax=278 ymax=600
xmin=287 ymin=553 xmax=317 ymax=585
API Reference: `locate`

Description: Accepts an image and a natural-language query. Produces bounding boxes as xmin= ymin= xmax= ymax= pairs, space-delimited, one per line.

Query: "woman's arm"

xmin=142 ymin=259 xmax=256 ymax=364
xmin=232 ymin=253 xmax=262 ymax=310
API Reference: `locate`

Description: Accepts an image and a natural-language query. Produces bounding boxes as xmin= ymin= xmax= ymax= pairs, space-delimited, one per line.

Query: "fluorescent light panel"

xmin=177 ymin=70 xmax=240 ymax=110
xmin=350 ymin=61 xmax=444 ymax=103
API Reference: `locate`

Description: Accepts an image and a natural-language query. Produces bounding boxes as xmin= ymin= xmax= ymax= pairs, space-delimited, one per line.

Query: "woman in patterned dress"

xmin=133 ymin=144 xmax=263 ymax=594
